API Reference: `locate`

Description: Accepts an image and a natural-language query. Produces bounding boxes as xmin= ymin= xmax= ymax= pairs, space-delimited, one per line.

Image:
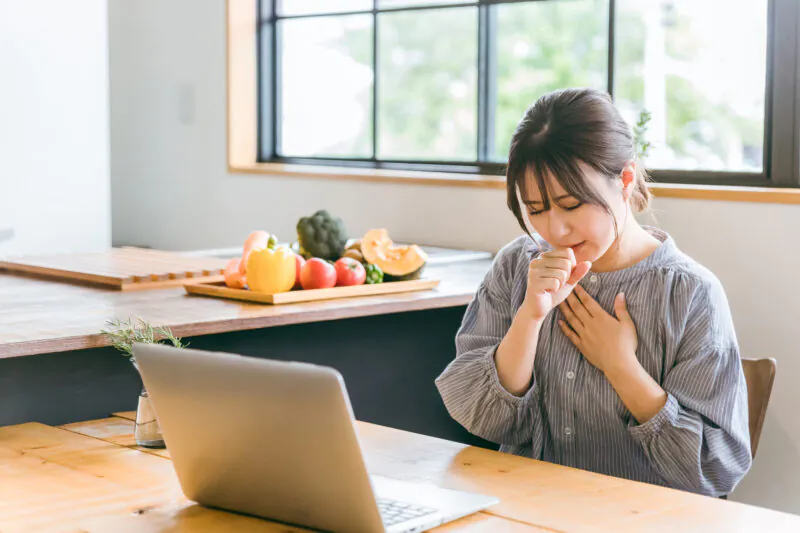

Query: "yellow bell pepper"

xmin=246 ymin=246 xmax=296 ymax=294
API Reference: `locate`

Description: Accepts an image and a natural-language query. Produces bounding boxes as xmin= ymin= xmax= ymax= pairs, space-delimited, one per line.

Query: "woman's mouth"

xmin=569 ymin=241 xmax=586 ymax=254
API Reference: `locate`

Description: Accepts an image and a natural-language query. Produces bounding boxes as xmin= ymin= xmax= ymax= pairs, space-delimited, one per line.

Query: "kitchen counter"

xmin=0 ymin=258 xmax=491 ymax=359
xmin=0 ymin=248 xmax=494 ymax=448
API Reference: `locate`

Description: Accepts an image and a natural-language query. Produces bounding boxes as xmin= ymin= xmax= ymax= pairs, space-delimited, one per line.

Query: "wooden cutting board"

xmin=0 ymin=247 xmax=228 ymax=290
xmin=185 ymin=278 xmax=440 ymax=305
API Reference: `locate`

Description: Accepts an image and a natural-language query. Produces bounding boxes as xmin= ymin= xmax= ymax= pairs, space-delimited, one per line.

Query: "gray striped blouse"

xmin=435 ymin=227 xmax=752 ymax=497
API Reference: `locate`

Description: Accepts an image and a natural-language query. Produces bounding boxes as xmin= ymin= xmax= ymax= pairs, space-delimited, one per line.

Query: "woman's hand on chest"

xmin=557 ymin=284 xmax=639 ymax=377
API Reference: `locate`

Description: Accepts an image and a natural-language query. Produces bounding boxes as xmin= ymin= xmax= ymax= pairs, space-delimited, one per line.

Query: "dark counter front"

xmin=0 ymin=306 xmax=494 ymax=450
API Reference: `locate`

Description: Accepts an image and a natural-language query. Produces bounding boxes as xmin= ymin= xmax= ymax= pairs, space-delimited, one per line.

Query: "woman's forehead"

xmin=522 ymin=166 xmax=569 ymax=202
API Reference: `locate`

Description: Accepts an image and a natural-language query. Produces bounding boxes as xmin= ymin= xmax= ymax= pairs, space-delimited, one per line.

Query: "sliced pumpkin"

xmin=361 ymin=229 xmax=427 ymax=281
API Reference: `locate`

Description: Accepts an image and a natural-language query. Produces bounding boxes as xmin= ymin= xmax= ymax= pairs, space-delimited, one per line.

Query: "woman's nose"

xmin=546 ymin=211 xmax=572 ymax=242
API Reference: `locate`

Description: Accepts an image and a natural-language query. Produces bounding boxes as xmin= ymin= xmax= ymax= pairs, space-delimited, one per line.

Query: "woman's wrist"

xmin=516 ymin=300 xmax=547 ymax=326
xmin=604 ymin=357 xmax=668 ymax=424
xmin=601 ymin=351 xmax=640 ymax=381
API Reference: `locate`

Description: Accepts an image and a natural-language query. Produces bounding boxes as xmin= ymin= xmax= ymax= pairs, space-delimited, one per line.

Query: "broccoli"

xmin=296 ymin=209 xmax=349 ymax=260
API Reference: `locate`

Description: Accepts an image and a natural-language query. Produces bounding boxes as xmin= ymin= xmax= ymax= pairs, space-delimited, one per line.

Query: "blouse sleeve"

xmin=435 ymin=242 xmax=539 ymax=446
xmin=628 ymin=274 xmax=752 ymax=496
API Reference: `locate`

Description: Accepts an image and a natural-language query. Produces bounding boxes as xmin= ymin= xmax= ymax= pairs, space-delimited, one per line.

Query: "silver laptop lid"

xmin=132 ymin=342 xmax=385 ymax=532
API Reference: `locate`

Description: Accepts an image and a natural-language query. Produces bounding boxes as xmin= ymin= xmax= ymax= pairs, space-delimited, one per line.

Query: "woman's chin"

xmin=582 ymin=243 xmax=615 ymax=268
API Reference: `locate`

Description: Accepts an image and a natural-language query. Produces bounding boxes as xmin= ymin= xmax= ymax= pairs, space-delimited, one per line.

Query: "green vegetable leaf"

xmin=365 ymin=263 xmax=384 ymax=284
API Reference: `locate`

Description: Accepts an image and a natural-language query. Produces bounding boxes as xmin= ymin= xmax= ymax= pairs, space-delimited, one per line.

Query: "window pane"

xmin=615 ymin=0 xmax=768 ymax=172
xmin=378 ymin=0 xmax=474 ymax=8
xmin=279 ymin=15 xmax=373 ymax=158
xmin=278 ymin=0 xmax=371 ymax=17
xmin=378 ymin=7 xmax=477 ymax=161
xmin=492 ymin=0 xmax=609 ymax=161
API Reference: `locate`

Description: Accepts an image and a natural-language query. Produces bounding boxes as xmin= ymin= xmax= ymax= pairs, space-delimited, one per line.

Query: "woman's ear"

xmin=620 ymin=161 xmax=636 ymax=202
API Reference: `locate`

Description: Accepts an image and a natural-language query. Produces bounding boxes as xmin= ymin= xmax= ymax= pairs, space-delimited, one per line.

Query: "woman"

xmin=435 ymin=88 xmax=751 ymax=497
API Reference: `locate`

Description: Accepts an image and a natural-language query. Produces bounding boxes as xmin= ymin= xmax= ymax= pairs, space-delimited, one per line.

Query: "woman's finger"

xmin=566 ymin=261 xmax=592 ymax=286
xmin=559 ymin=319 xmax=581 ymax=346
xmin=533 ymin=267 xmax=569 ymax=287
xmin=533 ymin=276 xmax=560 ymax=293
xmin=560 ymin=299 xmax=584 ymax=330
xmin=541 ymin=248 xmax=576 ymax=267
xmin=535 ymin=257 xmax=573 ymax=273
xmin=614 ymin=292 xmax=633 ymax=323
xmin=574 ymin=285 xmax=603 ymax=317
xmin=567 ymin=291 xmax=592 ymax=321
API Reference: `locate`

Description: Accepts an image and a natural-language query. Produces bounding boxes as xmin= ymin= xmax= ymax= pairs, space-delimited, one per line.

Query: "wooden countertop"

xmin=0 ymin=260 xmax=490 ymax=359
xmin=1 ymin=413 xmax=798 ymax=532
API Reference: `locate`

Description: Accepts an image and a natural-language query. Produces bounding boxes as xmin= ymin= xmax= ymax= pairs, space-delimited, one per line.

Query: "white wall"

xmin=0 ymin=0 xmax=111 ymax=256
xmin=109 ymin=0 xmax=800 ymax=514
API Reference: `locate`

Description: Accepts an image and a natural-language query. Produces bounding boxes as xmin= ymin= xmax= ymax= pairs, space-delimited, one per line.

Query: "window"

xmin=258 ymin=0 xmax=800 ymax=187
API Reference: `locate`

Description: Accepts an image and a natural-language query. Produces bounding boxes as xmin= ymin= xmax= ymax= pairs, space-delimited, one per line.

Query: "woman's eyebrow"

xmin=524 ymin=194 xmax=572 ymax=205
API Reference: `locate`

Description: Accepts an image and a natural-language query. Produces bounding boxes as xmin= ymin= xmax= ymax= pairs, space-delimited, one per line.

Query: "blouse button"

xmin=589 ymin=275 xmax=598 ymax=283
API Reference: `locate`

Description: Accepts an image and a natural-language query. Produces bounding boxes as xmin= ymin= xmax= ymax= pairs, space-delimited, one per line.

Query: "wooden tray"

xmin=0 ymin=247 xmax=228 ymax=290
xmin=184 ymin=278 xmax=441 ymax=305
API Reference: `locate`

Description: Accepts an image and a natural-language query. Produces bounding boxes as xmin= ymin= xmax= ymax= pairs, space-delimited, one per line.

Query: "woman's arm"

xmin=558 ymin=278 xmax=751 ymax=496
xmin=604 ymin=362 xmax=668 ymax=424
xmin=435 ymin=241 xmax=540 ymax=445
xmin=494 ymin=307 xmax=543 ymax=396
xmin=496 ymin=247 xmax=591 ymax=395
xmin=627 ymin=278 xmax=752 ymax=496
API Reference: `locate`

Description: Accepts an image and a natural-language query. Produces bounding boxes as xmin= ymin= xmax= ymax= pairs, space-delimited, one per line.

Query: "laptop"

xmin=132 ymin=343 xmax=499 ymax=533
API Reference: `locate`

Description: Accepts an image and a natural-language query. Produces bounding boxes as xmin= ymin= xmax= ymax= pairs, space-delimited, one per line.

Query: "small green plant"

xmin=633 ymin=109 xmax=652 ymax=161
xmin=100 ymin=316 xmax=187 ymax=363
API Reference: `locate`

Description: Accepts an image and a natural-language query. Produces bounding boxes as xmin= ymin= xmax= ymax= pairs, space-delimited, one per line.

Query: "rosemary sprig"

xmin=100 ymin=316 xmax=187 ymax=361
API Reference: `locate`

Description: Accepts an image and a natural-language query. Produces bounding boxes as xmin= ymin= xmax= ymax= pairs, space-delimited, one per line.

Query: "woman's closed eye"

xmin=528 ymin=202 xmax=583 ymax=216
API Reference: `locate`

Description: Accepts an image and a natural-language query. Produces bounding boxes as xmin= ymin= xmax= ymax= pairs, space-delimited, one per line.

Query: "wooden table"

xmin=2 ymin=414 xmax=799 ymax=532
xmin=0 ymin=259 xmax=490 ymax=359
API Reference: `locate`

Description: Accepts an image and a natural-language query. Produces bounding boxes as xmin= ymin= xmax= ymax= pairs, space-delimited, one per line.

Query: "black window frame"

xmin=257 ymin=0 xmax=800 ymax=188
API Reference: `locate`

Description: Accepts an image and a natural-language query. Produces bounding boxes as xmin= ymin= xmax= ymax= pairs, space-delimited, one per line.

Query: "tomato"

xmin=300 ymin=258 xmax=337 ymax=290
xmin=334 ymin=257 xmax=366 ymax=287
xmin=293 ymin=253 xmax=306 ymax=290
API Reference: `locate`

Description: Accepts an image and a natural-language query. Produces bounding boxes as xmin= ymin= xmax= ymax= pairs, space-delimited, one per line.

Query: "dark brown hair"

xmin=505 ymin=88 xmax=651 ymax=237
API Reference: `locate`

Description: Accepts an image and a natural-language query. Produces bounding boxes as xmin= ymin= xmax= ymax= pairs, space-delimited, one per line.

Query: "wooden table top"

xmin=1 ymin=413 xmax=798 ymax=532
xmin=0 ymin=259 xmax=490 ymax=359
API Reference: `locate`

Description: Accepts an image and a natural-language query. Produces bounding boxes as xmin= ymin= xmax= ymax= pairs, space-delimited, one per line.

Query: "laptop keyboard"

xmin=376 ymin=498 xmax=438 ymax=526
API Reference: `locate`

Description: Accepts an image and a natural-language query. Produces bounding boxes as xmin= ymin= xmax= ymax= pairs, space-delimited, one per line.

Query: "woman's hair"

xmin=505 ymin=87 xmax=651 ymax=237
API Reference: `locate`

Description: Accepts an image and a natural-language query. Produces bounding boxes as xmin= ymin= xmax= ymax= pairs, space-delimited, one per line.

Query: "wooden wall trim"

xmin=229 ymin=162 xmax=800 ymax=204
xmin=227 ymin=0 xmax=258 ymax=169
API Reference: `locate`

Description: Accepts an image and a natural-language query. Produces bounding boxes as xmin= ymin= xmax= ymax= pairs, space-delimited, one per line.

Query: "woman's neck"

xmin=591 ymin=216 xmax=661 ymax=273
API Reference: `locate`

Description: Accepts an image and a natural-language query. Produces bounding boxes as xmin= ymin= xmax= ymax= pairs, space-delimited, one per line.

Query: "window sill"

xmin=229 ymin=163 xmax=800 ymax=205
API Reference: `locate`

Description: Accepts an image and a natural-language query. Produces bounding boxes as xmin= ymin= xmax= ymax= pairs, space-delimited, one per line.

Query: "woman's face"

xmin=522 ymin=166 xmax=627 ymax=265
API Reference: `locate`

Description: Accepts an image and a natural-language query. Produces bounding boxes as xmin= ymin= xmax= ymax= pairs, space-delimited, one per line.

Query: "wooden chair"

xmin=742 ymin=357 xmax=777 ymax=459
xmin=719 ymin=358 xmax=776 ymax=500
